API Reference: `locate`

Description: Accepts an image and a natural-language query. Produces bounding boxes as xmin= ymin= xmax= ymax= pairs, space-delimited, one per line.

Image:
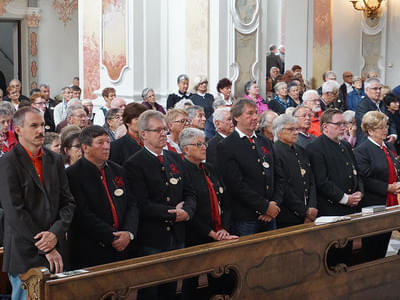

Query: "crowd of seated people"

xmin=1 ymin=68 xmax=400 ymax=300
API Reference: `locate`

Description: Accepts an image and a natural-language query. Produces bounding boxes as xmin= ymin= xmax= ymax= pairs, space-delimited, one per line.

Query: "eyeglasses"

xmin=33 ymin=102 xmax=46 ymax=106
xmin=173 ymin=119 xmax=190 ymax=125
xmin=283 ymin=127 xmax=299 ymax=132
xmin=145 ymin=127 xmax=168 ymax=134
xmin=71 ymin=144 xmax=81 ymax=149
xmin=295 ymin=114 xmax=313 ymax=119
xmin=369 ymin=87 xmax=382 ymax=91
xmin=112 ymin=115 xmax=122 ymax=120
xmin=186 ymin=142 xmax=208 ymax=148
xmin=327 ymin=121 xmax=347 ymax=127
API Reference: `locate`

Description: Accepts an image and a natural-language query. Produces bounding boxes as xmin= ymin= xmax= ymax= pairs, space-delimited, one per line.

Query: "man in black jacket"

xmin=307 ymin=108 xmax=364 ymax=268
xmin=0 ymin=107 xmax=75 ymax=299
xmin=217 ymin=99 xmax=280 ymax=236
xmin=355 ymin=77 xmax=397 ymax=146
xmin=67 ymin=126 xmax=137 ymax=269
xmin=124 ymin=110 xmax=196 ymax=300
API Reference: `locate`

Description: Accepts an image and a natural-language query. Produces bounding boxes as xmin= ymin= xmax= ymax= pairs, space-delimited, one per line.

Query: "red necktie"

xmin=158 ymin=155 xmax=164 ymax=164
xmin=99 ymin=168 xmax=119 ymax=230
xmin=247 ymin=137 xmax=254 ymax=144
xmin=382 ymin=147 xmax=398 ymax=206
xmin=200 ymin=164 xmax=222 ymax=231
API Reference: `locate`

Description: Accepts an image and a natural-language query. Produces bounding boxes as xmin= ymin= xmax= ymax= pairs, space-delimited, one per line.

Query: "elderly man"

xmin=320 ymin=80 xmax=344 ymax=111
xmin=204 ymin=99 xmax=227 ymax=140
xmin=258 ymin=110 xmax=279 ymax=142
xmin=0 ymin=107 xmax=75 ymax=299
xmin=186 ymin=105 xmax=206 ymax=130
xmin=40 ymin=84 xmax=59 ymax=110
xmin=53 ymin=87 xmax=73 ymax=126
xmin=272 ymin=114 xmax=317 ymax=228
xmin=302 ymin=90 xmax=322 ymax=137
xmin=56 ymin=104 xmax=88 ymax=133
xmin=124 ymin=110 xmax=196 ymax=300
xmin=217 ymin=99 xmax=280 ymax=236
xmin=206 ymin=107 xmax=234 ymax=167
xmin=293 ymin=106 xmax=316 ymax=148
xmin=317 ymin=71 xmax=337 ymax=95
xmin=111 ymin=97 xmax=127 ymax=111
xmin=339 ymin=71 xmax=353 ymax=105
xmin=307 ymin=108 xmax=364 ymax=268
xmin=0 ymin=106 xmax=17 ymax=153
xmin=356 ymin=77 xmax=397 ymax=146
xmin=3 ymin=79 xmax=29 ymax=103
xmin=66 ymin=125 xmax=137 ymax=269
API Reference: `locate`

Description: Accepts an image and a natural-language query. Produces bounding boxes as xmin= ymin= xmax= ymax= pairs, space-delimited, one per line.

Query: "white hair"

xmin=174 ymin=99 xmax=194 ymax=110
xmin=302 ymin=90 xmax=319 ymax=102
xmin=272 ymin=114 xmax=298 ymax=142
xmin=342 ymin=110 xmax=355 ymax=123
xmin=213 ymin=107 xmax=231 ymax=126
xmin=322 ymin=80 xmax=340 ymax=94
xmin=364 ymin=77 xmax=382 ymax=89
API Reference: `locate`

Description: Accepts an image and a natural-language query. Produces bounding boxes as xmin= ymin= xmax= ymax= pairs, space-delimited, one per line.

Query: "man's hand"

xmin=168 ymin=208 xmax=189 ymax=222
xmin=388 ymin=182 xmax=400 ymax=194
xmin=112 ymin=231 xmax=131 ymax=252
xmin=387 ymin=135 xmax=396 ymax=144
xmin=266 ymin=201 xmax=280 ymax=218
xmin=34 ymin=231 xmax=58 ymax=253
xmin=258 ymin=214 xmax=272 ymax=222
xmin=305 ymin=207 xmax=318 ymax=222
xmin=45 ymin=249 xmax=63 ymax=274
xmin=347 ymin=191 xmax=362 ymax=207
xmin=209 ymin=229 xmax=239 ymax=241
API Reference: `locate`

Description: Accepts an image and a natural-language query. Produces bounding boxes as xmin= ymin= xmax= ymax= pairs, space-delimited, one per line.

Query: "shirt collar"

xmin=144 ymin=146 xmax=162 ymax=157
xmin=22 ymin=146 xmax=43 ymax=160
xmin=235 ymin=127 xmax=256 ymax=139
xmin=368 ymin=137 xmax=386 ymax=149
xmin=217 ymin=131 xmax=227 ymax=138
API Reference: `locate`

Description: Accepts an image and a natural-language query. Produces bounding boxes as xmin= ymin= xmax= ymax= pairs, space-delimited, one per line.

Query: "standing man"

xmin=266 ymin=45 xmax=282 ymax=76
xmin=30 ymin=93 xmax=56 ymax=132
xmin=53 ymin=87 xmax=73 ymax=126
xmin=124 ymin=110 xmax=196 ymax=300
xmin=0 ymin=107 xmax=75 ymax=300
xmin=293 ymin=106 xmax=316 ymax=148
xmin=356 ymin=77 xmax=397 ymax=145
xmin=206 ymin=107 xmax=234 ymax=167
xmin=40 ymin=83 xmax=59 ymax=109
xmin=217 ymin=99 xmax=280 ymax=236
xmin=306 ymin=108 xmax=363 ymax=268
xmin=66 ymin=126 xmax=137 ymax=268
xmin=339 ymin=71 xmax=353 ymax=106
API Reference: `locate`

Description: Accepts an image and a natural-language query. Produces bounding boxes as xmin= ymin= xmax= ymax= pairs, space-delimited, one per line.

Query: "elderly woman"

xmin=43 ymin=132 xmax=61 ymax=154
xmin=342 ymin=110 xmax=357 ymax=148
xmin=141 ymin=88 xmax=166 ymax=114
xmin=354 ymin=111 xmax=400 ymax=262
xmin=268 ymin=82 xmax=296 ymax=115
xmin=61 ymin=131 xmax=82 ymax=168
xmin=287 ymin=81 xmax=301 ymax=106
xmin=165 ymin=108 xmax=189 ymax=154
xmin=258 ymin=110 xmax=278 ymax=142
xmin=243 ymin=80 xmax=268 ymax=114
xmin=346 ymin=76 xmax=365 ymax=111
xmin=109 ymin=103 xmax=148 ymax=165
xmin=6 ymin=86 xmax=20 ymax=110
xmin=166 ymin=74 xmax=191 ymax=109
xmin=216 ymin=78 xmax=234 ymax=105
xmin=190 ymin=75 xmax=215 ymax=119
xmin=272 ymin=114 xmax=317 ymax=228
xmin=179 ymin=127 xmax=237 ymax=298
xmin=103 ymin=108 xmax=122 ymax=142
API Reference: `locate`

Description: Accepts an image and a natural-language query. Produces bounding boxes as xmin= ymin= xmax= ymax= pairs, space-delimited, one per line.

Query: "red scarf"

xmin=200 ymin=164 xmax=222 ymax=231
xmin=383 ymin=147 xmax=398 ymax=206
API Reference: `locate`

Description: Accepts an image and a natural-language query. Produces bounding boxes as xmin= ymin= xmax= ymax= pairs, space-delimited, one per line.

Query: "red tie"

xmin=382 ymin=147 xmax=398 ymax=206
xmin=200 ymin=164 xmax=222 ymax=231
xmin=247 ymin=137 xmax=254 ymax=144
xmin=158 ymin=155 xmax=164 ymax=164
xmin=99 ymin=168 xmax=119 ymax=230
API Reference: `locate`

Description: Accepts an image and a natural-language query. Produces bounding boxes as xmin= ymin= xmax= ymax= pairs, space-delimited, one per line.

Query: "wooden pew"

xmin=20 ymin=207 xmax=400 ymax=299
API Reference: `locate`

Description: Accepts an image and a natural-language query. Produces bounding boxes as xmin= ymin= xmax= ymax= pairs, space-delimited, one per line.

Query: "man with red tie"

xmin=66 ymin=125 xmax=138 ymax=269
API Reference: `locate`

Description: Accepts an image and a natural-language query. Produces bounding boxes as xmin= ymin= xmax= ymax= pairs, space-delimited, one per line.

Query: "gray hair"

xmin=67 ymin=104 xmax=85 ymax=118
xmin=352 ymin=76 xmax=362 ymax=83
xmin=231 ymin=98 xmax=256 ymax=126
xmin=302 ymin=90 xmax=319 ymax=102
xmin=141 ymin=88 xmax=154 ymax=100
xmin=178 ymin=127 xmax=205 ymax=151
xmin=365 ymin=77 xmax=382 ymax=89
xmin=61 ymin=86 xmax=71 ymax=93
xmin=82 ymin=99 xmax=93 ymax=106
xmin=213 ymin=107 xmax=231 ymax=126
xmin=39 ymin=83 xmax=49 ymax=89
xmin=342 ymin=110 xmax=355 ymax=123
xmin=322 ymin=80 xmax=340 ymax=94
xmin=292 ymin=105 xmax=311 ymax=117
xmin=13 ymin=106 xmax=42 ymax=128
xmin=0 ymin=101 xmax=15 ymax=116
xmin=270 ymin=67 xmax=279 ymax=73
xmin=174 ymin=99 xmax=194 ymax=110
xmin=244 ymin=80 xmax=257 ymax=95
xmin=186 ymin=105 xmax=204 ymax=120
xmin=67 ymin=99 xmax=82 ymax=107
xmin=258 ymin=110 xmax=278 ymax=130
xmin=325 ymin=70 xmax=336 ymax=80
xmin=105 ymin=108 xmax=121 ymax=121
xmin=0 ymin=108 xmax=11 ymax=118
xmin=138 ymin=110 xmax=166 ymax=133
xmin=272 ymin=114 xmax=298 ymax=142
xmin=177 ymin=74 xmax=189 ymax=83
xmin=274 ymin=81 xmax=287 ymax=92
xmin=213 ymin=98 xmax=227 ymax=110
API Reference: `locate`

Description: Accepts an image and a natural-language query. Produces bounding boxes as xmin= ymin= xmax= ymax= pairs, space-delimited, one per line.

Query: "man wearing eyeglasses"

xmin=30 ymin=93 xmax=56 ymax=132
xmin=124 ymin=110 xmax=196 ymax=300
xmin=306 ymin=108 xmax=364 ymax=268
xmin=293 ymin=106 xmax=316 ymax=149
xmin=355 ymin=77 xmax=397 ymax=146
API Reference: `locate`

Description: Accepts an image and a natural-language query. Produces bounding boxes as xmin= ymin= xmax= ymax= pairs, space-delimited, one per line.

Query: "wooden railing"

xmin=20 ymin=207 xmax=400 ymax=300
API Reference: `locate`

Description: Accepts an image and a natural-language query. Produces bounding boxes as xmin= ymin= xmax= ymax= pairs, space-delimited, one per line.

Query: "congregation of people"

xmin=1 ymin=49 xmax=400 ymax=299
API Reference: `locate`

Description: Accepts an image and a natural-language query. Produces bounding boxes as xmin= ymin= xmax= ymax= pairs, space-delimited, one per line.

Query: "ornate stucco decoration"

xmin=26 ymin=12 xmax=40 ymax=28
xmin=52 ymin=0 xmax=78 ymax=26
xmin=0 ymin=0 xmax=14 ymax=16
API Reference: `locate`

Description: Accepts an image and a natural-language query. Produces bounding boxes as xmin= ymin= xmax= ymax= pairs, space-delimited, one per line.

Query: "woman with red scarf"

xmin=179 ymin=127 xmax=237 ymax=299
xmin=354 ymin=111 xmax=400 ymax=262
